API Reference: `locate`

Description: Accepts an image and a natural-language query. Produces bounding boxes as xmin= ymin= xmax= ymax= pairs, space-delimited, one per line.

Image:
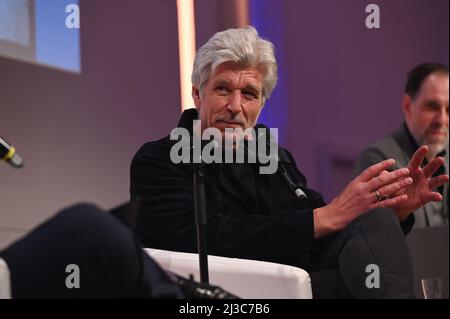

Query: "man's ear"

xmin=192 ymin=86 xmax=201 ymax=110
xmin=402 ymin=94 xmax=412 ymax=119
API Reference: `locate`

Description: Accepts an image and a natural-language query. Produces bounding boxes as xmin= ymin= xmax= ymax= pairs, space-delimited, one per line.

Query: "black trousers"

xmin=0 ymin=203 xmax=183 ymax=299
xmin=306 ymin=208 xmax=416 ymax=298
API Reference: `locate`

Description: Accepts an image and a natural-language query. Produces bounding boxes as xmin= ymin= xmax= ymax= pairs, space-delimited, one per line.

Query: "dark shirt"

xmin=130 ymin=109 xmax=328 ymax=267
xmin=131 ymin=134 xmax=328 ymax=267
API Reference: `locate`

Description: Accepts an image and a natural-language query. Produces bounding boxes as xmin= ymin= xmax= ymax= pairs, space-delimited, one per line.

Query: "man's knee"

xmin=54 ymin=203 xmax=135 ymax=254
xmin=57 ymin=203 xmax=108 ymax=228
xmin=352 ymin=208 xmax=401 ymax=234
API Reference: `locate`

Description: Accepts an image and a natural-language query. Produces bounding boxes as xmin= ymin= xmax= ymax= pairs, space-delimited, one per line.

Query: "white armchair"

xmin=0 ymin=258 xmax=12 ymax=299
xmin=0 ymin=250 xmax=313 ymax=299
xmin=145 ymin=248 xmax=312 ymax=299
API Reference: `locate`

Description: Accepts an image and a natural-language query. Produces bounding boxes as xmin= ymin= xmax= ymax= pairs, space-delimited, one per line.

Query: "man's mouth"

xmin=215 ymin=120 xmax=244 ymax=128
xmin=427 ymin=129 xmax=446 ymax=136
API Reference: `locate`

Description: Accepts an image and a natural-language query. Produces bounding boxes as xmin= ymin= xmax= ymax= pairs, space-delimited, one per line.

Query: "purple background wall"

xmin=0 ymin=0 xmax=448 ymax=248
xmin=283 ymin=0 xmax=449 ymax=200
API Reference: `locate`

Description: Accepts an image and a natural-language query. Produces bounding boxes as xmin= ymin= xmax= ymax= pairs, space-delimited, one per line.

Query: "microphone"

xmin=253 ymin=124 xmax=307 ymax=199
xmin=0 ymin=136 xmax=24 ymax=168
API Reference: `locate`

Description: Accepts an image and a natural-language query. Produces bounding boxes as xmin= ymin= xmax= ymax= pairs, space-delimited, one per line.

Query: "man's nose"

xmin=226 ymin=91 xmax=243 ymax=114
xmin=434 ymin=107 xmax=447 ymax=126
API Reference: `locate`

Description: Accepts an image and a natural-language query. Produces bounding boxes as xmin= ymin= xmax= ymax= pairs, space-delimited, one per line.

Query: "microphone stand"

xmin=193 ymin=147 xmax=209 ymax=284
xmin=278 ymin=149 xmax=307 ymax=199
xmin=254 ymin=124 xmax=307 ymax=199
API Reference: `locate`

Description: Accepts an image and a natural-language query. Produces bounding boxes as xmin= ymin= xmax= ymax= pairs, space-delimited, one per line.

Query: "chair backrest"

xmin=0 ymin=258 xmax=11 ymax=299
xmin=145 ymin=248 xmax=312 ymax=299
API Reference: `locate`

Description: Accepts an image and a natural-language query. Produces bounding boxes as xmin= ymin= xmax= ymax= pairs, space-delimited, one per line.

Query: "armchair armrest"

xmin=0 ymin=258 xmax=11 ymax=299
xmin=145 ymin=248 xmax=312 ymax=299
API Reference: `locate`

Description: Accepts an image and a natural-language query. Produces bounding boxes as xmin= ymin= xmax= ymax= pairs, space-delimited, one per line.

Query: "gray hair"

xmin=192 ymin=26 xmax=278 ymax=103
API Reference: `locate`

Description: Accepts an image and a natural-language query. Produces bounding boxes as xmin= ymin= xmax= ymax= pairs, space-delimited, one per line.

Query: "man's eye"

xmin=426 ymin=102 xmax=439 ymax=110
xmin=243 ymin=91 xmax=257 ymax=99
xmin=216 ymin=86 xmax=229 ymax=94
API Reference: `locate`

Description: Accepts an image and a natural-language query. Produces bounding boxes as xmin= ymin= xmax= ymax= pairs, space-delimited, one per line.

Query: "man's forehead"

xmin=213 ymin=77 xmax=262 ymax=90
xmin=422 ymin=74 xmax=449 ymax=91
xmin=417 ymin=74 xmax=449 ymax=99
xmin=210 ymin=64 xmax=263 ymax=87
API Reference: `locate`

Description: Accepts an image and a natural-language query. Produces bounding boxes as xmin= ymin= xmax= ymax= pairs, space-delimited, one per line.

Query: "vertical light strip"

xmin=250 ymin=0 xmax=288 ymax=145
xmin=176 ymin=0 xmax=196 ymax=111
xmin=234 ymin=0 xmax=250 ymax=27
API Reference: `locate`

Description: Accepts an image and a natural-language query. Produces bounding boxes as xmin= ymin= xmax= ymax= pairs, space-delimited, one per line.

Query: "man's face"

xmin=193 ymin=62 xmax=264 ymax=134
xmin=403 ymin=73 xmax=449 ymax=155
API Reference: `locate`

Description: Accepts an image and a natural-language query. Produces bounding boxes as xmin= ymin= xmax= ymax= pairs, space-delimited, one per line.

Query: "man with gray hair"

xmin=131 ymin=27 xmax=448 ymax=298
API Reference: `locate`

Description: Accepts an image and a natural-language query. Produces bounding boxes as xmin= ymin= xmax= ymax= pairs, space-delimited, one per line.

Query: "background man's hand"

xmin=388 ymin=145 xmax=449 ymax=220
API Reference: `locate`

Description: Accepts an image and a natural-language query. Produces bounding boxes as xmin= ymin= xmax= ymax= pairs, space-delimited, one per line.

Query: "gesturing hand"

xmin=314 ymin=158 xmax=413 ymax=236
xmin=388 ymin=145 xmax=449 ymax=220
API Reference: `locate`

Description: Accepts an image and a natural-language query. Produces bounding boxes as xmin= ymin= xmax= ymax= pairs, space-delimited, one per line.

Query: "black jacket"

xmin=130 ymin=117 xmax=326 ymax=267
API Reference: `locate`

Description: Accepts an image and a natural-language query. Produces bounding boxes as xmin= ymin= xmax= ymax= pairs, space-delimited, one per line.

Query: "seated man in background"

xmin=354 ymin=63 xmax=449 ymax=227
xmin=130 ymin=27 xmax=449 ymax=298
